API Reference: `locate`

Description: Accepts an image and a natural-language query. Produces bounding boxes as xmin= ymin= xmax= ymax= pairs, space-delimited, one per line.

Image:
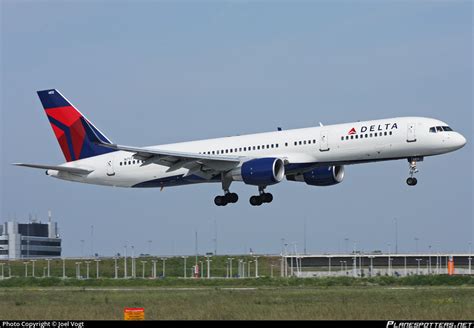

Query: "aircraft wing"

xmin=13 ymin=163 xmax=93 ymax=175
xmin=98 ymin=143 xmax=243 ymax=174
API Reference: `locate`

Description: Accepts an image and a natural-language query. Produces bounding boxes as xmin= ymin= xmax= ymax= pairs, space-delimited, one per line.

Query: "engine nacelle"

xmin=286 ymin=165 xmax=345 ymax=186
xmin=231 ymin=158 xmax=285 ymax=186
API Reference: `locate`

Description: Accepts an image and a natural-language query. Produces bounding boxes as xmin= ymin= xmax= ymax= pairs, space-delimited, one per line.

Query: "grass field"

xmin=0 ymin=286 xmax=473 ymax=320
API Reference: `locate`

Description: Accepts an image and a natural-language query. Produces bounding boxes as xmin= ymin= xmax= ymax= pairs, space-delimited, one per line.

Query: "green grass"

xmin=1 ymin=275 xmax=473 ymax=288
xmin=0 ymin=286 xmax=472 ymax=320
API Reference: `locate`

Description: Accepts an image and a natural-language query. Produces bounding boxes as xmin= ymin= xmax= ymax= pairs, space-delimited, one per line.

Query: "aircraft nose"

xmin=454 ymin=132 xmax=467 ymax=149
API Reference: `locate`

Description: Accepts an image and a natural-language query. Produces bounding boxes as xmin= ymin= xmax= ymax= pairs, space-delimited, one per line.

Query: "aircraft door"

xmin=106 ymin=158 xmax=115 ymax=176
xmin=407 ymin=123 xmax=417 ymax=143
xmin=319 ymin=130 xmax=330 ymax=151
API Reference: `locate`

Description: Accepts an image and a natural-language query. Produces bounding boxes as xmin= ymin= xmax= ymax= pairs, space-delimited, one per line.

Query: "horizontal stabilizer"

xmin=13 ymin=163 xmax=93 ymax=175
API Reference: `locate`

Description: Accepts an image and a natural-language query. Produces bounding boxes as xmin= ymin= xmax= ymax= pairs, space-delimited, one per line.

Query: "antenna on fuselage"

xmin=319 ymin=122 xmax=324 ymax=127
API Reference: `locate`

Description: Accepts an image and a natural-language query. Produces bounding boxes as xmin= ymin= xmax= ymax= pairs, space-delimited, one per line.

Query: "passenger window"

xmin=341 ymin=136 xmax=344 ymax=141
xmin=384 ymin=132 xmax=387 ymax=136
xmin=345 ymin=136 xmax=349 ymax=140
xmin=294 ymin=142 xmax=297 ymax=146
xmin=350 ymin=135 xmax=354 ymax=140
xmin=365 ymin=134 xmax=368 ymax=138
xmin=355 ymin=135 xmax=358 ymax=139
xmin=257 ymin=146 xmax=260 ymax=150
xmin=389 ymin=131 xmax=392 ymax=136
xmin=266 ymin=145 xmax=270 ymax=149
xmin=299 ymin=141 xmax=302 ymax=145
xmin=374 ymin=133 xmax=377 ymax=137
xmin=370 ymin=133 xmax=373 ymax=137
xmin=285 ymin=142 xmax=288 ymax=147
xmin=276 ymin=144 xmax=279 ymax=148
xmin=128 ymin=161 xmax=131 ymax=165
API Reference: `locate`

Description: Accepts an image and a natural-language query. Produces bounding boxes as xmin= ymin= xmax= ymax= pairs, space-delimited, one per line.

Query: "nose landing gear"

xmin=406 ymin=157 xmax=422 ymax=186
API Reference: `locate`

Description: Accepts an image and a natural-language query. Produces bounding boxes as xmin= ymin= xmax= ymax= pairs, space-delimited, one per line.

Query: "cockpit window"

xmin=429 ymin=127 xmax=436 ymax=133
xmin=442 ymin=126 xmax=453 ymax=132
xmin=436 ymin=126 xmax=443 ymax=132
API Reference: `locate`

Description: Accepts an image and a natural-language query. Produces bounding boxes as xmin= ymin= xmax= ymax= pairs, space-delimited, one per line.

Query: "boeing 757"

xmin=14 ymin=89 xmax=467 ymax=206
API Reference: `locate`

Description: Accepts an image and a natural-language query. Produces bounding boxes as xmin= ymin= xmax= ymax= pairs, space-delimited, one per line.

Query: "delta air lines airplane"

xmin=15 ymin=89 xmax=467 ymax=206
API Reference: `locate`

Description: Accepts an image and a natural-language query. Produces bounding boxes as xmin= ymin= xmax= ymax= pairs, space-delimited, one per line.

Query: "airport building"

xmin=0 ymin=217 xmax=61 ymax=259
xmin=283 ymin=253 xmax=473 ymax=277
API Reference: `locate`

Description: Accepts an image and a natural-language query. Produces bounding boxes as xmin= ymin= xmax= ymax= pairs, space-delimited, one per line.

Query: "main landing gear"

xmin=214 ymin=192 xmax=238 ymax=206
xmin=249 ymin=186 xmax=273 ymax=206
xmin=406 ymin=157 xmax=422 ymax=186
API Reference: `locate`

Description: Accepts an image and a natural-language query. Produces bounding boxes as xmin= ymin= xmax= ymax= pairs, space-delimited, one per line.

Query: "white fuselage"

xmin=49 ymin=117 xmax=466 ymax=188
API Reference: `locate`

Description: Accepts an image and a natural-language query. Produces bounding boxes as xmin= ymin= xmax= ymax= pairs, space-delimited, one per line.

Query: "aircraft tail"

xmin=37 ymin=89 xmax=115 ymax=162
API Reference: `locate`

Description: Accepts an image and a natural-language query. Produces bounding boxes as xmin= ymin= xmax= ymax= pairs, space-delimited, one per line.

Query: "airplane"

xmin=14 ymin=89 xmax=467 ymax=206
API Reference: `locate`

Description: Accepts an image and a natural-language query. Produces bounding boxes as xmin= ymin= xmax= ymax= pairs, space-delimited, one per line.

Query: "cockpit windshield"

xmin=429 ymin=126 xmax=453 ymax=133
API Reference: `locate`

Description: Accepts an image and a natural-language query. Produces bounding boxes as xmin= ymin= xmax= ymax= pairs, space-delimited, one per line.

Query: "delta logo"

xmin=348 ymin=123 xmax=398 ymax=135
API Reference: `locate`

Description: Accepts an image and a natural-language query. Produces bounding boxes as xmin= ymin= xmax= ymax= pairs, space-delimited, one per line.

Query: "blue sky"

xmin=1 ymin=1 xmax=472 ymax=257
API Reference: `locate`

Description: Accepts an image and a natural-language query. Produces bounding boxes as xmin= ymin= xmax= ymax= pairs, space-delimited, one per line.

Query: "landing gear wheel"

xmin=214 ymin=195 xmax=228 ymax=206
xmin=250 ymin=195 xmax=263 ymax=206
xmin=225 ymin=192 xmax=239 ymax=203
xmin=406 ymin=177 xmax=418 ymax=186
xmin=261 ymin=193 xmax=273 ymax=203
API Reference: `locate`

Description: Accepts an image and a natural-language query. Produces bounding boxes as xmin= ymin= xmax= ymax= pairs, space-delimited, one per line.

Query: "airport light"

xmin=253 ymin=256 xmax=260 ymax=278
xmin=182 ymin=256 xmax=188 ymax=278
xmin=228 ymin=258 xmax=234 ymax=278
xmin=428 ymin=245 xmax=432 ymax=274
xmin=75 ymin=262 xmax=82 ymax=279
xmin=205 ymin=255 xmax=212 ymax=279
xmin=151 ymin=259 xmax=157 ymax=279
xmin=123 ymin=244 xmax=128 ymax=279
xmin=404 ymin=256 xmax=407 ymax=276
xmin=468 ymin=242 xmax=472 ymax=275
xmin=30 ymin=259 xmax=36 ymax=277
xmin=416 ymin=258 xmax=422 ymax=275
xmin=113 ymin=257 xmax=118 ymax=279
xmin=161 ymin=258 xmax=167 ymax=278
xmin=23 ymin=262 xmax=29 ymax=277
xmin=368 ymin=256 xmax=374 ymax=277
xmin=46 ymin=259 xmax=51 ymax=278
xmin=131 ymin=246 xmax=135 ymax=278
xmin=95 ymin=259 xmax=101 ymax=279
xmin=85 ymin=261 xmax=91 ymax=279
xmin=141 ymin=261 xmax=147 ymax=279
